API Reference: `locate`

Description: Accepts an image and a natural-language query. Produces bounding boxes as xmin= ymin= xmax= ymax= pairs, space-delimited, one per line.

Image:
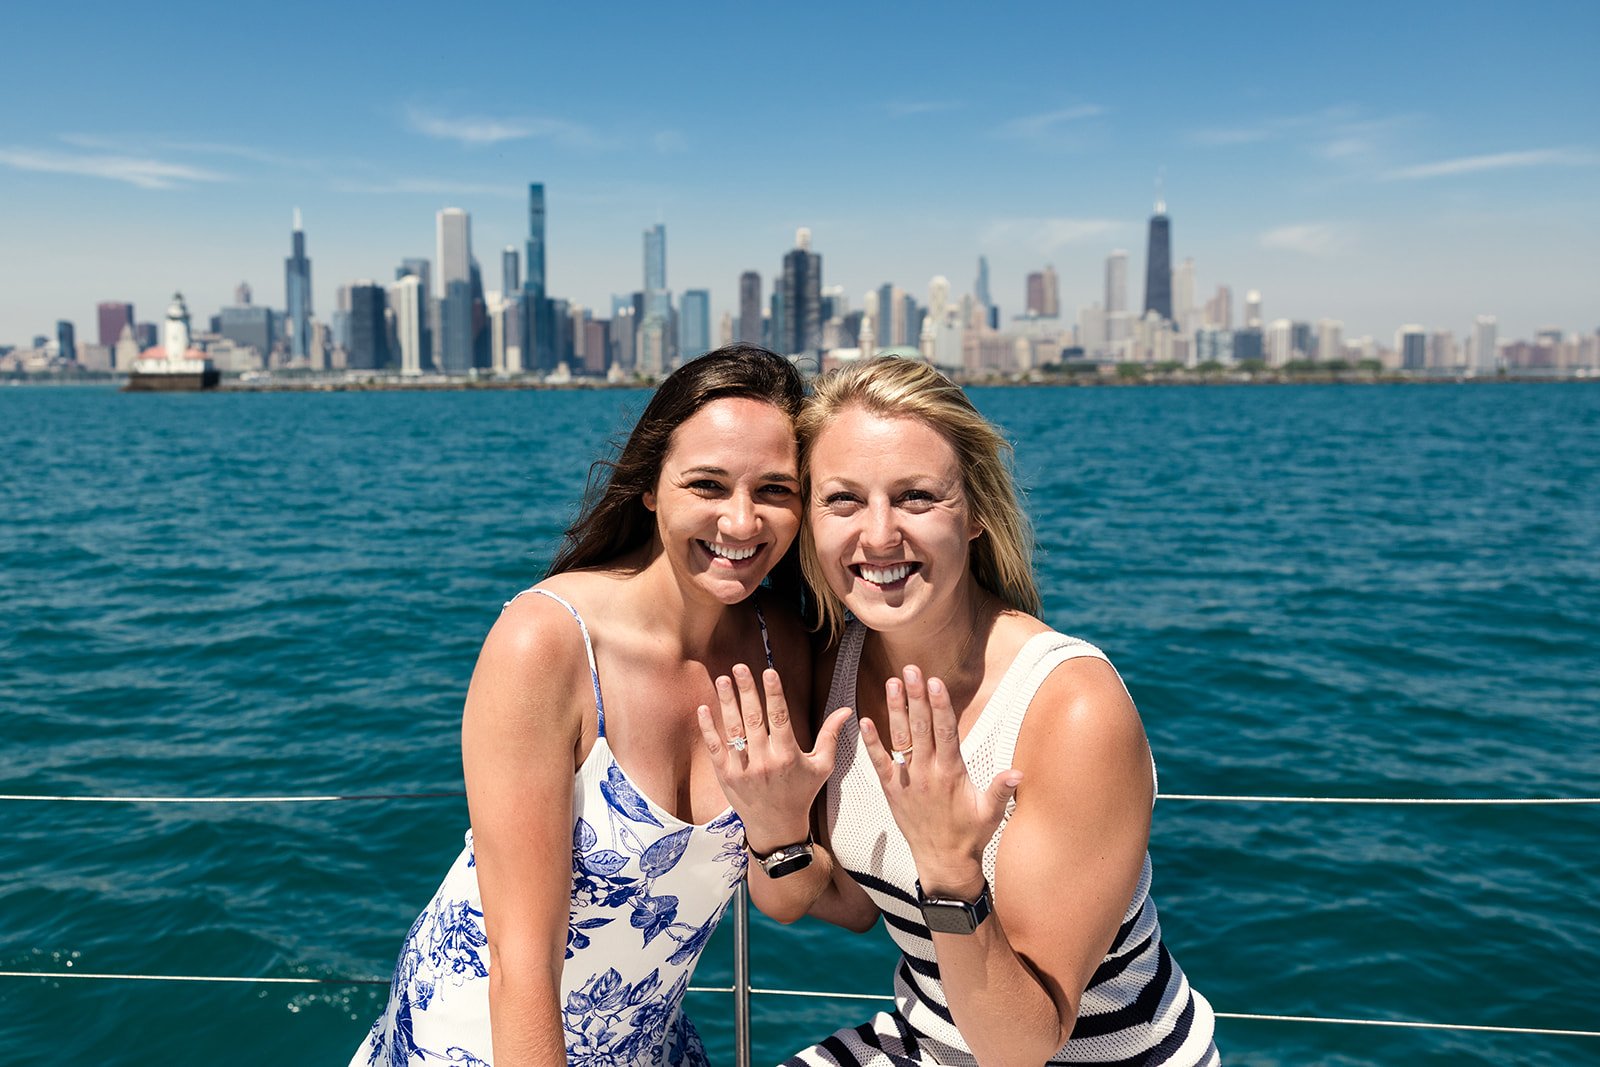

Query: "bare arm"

xmin=461 ymin=594 xmax=589 ymax=1067
xmin=859 ymin=660 xmax=1151 ymax=1066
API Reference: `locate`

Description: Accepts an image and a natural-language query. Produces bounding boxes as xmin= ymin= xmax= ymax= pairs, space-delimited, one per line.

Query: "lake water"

xmin=2 ymin=381 xmax=1596 ymax=1065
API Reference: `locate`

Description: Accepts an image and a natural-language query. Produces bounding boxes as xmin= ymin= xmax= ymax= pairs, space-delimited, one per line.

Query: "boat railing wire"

xmin=3 ymin=790 xmax=1597 ymax=1065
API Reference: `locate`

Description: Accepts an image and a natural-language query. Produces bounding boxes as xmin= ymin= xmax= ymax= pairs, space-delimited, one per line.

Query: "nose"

xmin=860 ymin=497 xmax=901 ymax=552
xmin=719 ymin=491 xmax=759 ymax=540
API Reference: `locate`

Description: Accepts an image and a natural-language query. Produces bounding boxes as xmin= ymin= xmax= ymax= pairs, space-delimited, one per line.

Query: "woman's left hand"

xmin=858 ymin=665 xmax=1022 ymax=896
xmin=696 ymin=664 xmax=852 ymax=854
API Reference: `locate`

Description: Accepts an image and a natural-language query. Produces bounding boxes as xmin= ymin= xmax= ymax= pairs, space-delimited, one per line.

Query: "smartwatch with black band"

xmin=915 ymin=878 xmax=993 ymax=934
xmin=748 ymin=834 xmax=815 ymax=879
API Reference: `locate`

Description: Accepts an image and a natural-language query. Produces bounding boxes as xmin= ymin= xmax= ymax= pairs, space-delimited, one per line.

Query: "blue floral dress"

xmin=351 ymin=589 xmax=754 ymax=1066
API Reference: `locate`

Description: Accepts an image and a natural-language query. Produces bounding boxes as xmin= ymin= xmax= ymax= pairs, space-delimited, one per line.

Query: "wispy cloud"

xmin=994 ymin=105 xmax=1106 ymax=147
xmin=1384 ymin=148 xmax=1599 ymax=180
xmin=652 ymin=130 xmax=688 ymax=155
xmin=1189 ymin=127 xmax=1274 ymax=147
xmin=1259 ymin=223 xmax=1346 ymax=256
xmin=887 ymin=100 xmax=962 ymax=118
xmin=1188 ymin=107 xmax=1420 ymax=173
xmin=332 ymin=176 xmax=520 ymax=197
xmin=403 ymin=106 xmax=603 ymax=148
xmin=980 ymin=216 xmax=1124 ymax=254
xmin=0 ymin=147 xmax=229 ymax=189
xmin=64 ymin=132 xmax=325 ymax=173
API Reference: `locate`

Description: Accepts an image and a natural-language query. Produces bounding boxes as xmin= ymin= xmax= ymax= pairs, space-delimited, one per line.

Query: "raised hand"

xmin=695 ymin=664 xmax=853 ymax=853
xmin=858 ymin=665 xmax=1022 ymax=896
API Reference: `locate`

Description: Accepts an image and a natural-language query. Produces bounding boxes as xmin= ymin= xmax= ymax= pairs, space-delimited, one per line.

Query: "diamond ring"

xmin=728 ymin=735 xmax=748 ymax=752
xmin=891 ymin=747 xmax=912 ymax=765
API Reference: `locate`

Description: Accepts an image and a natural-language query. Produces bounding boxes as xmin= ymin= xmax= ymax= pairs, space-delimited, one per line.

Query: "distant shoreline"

xmin=4 ymin=371 xmax=1594 ymax=392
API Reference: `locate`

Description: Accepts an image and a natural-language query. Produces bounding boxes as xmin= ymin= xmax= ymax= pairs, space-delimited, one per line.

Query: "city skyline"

xmin=2 ymin=0 xmax=1597 ymax=345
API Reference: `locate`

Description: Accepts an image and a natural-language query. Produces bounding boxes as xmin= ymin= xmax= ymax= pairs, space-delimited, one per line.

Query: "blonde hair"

xmin=798 ymin=357 xmax=1042 ymax=640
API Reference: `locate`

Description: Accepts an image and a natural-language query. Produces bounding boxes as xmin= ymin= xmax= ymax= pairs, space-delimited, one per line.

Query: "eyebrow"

xmin=681 ymin=465 xmax=799 ymax=483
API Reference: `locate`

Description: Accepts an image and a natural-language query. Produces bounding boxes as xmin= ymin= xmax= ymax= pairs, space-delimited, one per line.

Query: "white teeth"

xmin=860 ymin=563 xmax=912 ymax=585
xmin=703 ymin=541 xmax=758 ymax=561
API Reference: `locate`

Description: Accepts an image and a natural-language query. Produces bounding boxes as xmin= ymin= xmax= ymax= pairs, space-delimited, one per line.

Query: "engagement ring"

xmin=891 ymin=747 xmax=912 ymax=765
xmin=728 ymin=735 xmax=748 ymax=752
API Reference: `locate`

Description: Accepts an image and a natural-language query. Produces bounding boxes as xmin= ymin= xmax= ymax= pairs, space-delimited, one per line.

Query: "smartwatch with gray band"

xmin=915 ymin=878 xmax=993 ymax=934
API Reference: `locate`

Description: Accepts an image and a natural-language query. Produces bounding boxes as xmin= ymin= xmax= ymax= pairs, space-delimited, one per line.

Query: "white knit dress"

xmin=787 ymin=622 xmax=1219 ymax=1066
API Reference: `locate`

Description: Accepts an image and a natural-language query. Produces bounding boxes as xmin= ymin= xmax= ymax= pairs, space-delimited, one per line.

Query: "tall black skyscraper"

xmin=778 ymin=228 xmax=822 ymax=355
xmin=525 ymin=183 xmax=550 ymax=370
xmin=1143 ymin=198 xmax=1172 ymax=322
xmin=346 ymin=282 xmax=389 ymax=370
xmin=285 ymin=208 xmax=313 ymax=359
xmin=738 ymin=271 xmax=762 ymax=343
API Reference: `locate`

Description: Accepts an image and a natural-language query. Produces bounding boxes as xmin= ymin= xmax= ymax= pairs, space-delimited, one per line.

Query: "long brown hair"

xmin=548 ymin=343 xmax=808 ymax=607
xmin=798 ymin=357 xmax=1041 ymax=641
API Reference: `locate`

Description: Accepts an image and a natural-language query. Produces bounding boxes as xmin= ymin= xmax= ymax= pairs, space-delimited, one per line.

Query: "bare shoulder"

xmin=1013 ymin=642 xmax=1151 ymax=799
xmin=466 ymin=578 xmax=599 ymax=737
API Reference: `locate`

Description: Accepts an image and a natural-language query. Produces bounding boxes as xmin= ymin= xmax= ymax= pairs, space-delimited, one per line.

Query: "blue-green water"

xmin=2 ymin=383 xmax=1596 ymax=1066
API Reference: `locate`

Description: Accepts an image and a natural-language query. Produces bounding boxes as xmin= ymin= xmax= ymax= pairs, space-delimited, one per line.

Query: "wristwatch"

xmin=915 ymin=878 xmax=993 ymax=934
xmin=748 ymin=835 xmax=815 ymax=879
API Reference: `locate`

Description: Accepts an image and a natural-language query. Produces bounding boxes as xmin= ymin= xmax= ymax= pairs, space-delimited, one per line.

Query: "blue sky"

xmin=3 ymin=0 xmax=1596 ymax=346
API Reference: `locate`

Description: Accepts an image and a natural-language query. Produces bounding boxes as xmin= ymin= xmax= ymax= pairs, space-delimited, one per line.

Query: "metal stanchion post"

xmin=733 ymin=883 xmax=752 ymax=1067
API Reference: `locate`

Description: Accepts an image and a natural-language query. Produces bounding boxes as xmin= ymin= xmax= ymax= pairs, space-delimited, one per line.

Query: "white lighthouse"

xmin=126 ymin=291 xmax=219 ymax=391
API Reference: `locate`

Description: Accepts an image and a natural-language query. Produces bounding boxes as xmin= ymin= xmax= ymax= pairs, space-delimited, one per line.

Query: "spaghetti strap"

xmin=754 ymin=599 xmax=775 ymax=669
xmin=505 ymin=587 xmax=608 ymax=736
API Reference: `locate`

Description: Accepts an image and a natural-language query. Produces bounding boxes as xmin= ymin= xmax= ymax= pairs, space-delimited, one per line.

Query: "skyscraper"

xmin=1171 ymin=258 xmax=1195 ymax=333
xmin=1143 ymin=198 xmax=1172 ymax=322
xmin=876 ymin=283 xmax=895 ymax=345
xmin=285 ymin=208 xmax=313 ymax=360
xmin=1041 ymin=264 xmax=1059 ymax=318
xmin=679 ymin=289 xmax=711 ymax=360
xmin=1316 ymin=320 xmax=1344 ymax=364
xmin=346 ymin=282 xmax=389 ymax=370
xmin=1025 ymin=272 xmax=1045 ymax=317
xmin=778 ymin=229 xmax=822 ymax=355
xmin=390 ymin=274 xmax=425 ymax=375
xmin=524 ymin=183 xmax=549 ymax=371
xmin=1104 ymin=251 xmax=1128 ymax=314
xmin=56 ymin=320 xmax=76 ymax=363
xmin=396 ymin=258 xmax=432 ymax=370
xmin=502 ymin=246 xmax=519 ymax=295
xmin=436 ymin=208 xmax=473 ymax=373
xmin=738 ymin=271 xmax=762 ymax=343
xmin=1396 ymin=325 xmax=1427 ymax=370
xmin=97 ymin=302 xmax=134 ymax=349
xmin=975 ymin=256 xmax=995 ymax=328
xmin=1473 ymin=315 xmax=1498 ymax=373
xmin=641 ymin=224 xmax=672 ymax=372
xmin=525 ymin=184 xmax=546 ymax=301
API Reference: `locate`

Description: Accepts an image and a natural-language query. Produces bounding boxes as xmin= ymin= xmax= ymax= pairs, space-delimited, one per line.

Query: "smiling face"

xmin=806 ymin=404 xmax=981 ymax=633
xmin=642 ymin=396 xmax=802 ymax=605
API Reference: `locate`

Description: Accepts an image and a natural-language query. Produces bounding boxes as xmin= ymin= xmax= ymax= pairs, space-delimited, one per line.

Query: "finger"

xmin=808 ymin=706 xmax=855 ymax=768
xmin=926 ymin=676 xmax=962 ymax=768
xmin=856 ymin=716 xmax=898 ymax=785
xmin=885 ymin=674 xmax=914 ymax=764
xmin=984 ymin=769 xmax=1025 ymax=823
xmin=762 ymin=668 xmax=798 ymax=754
xmin=732 ymin=663 xmax=769 ymax=745
xmin=903 ymin=665 xmax=934 ymax=756
xmin=714 ymin=674 xmax=746 ymax=756
xmin=695 ymin=705 xmax=729 ymax=762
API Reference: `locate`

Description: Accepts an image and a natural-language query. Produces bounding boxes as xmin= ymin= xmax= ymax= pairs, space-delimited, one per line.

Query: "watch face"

xmin=920 ymin=901 xmax=979 ymax=935
xmin=763 ymin=850 xmax=814 ymax=879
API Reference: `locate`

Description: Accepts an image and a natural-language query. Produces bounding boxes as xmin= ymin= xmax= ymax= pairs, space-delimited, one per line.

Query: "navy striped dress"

xmin=786 ymin=623 xmax=1218 ymax=1066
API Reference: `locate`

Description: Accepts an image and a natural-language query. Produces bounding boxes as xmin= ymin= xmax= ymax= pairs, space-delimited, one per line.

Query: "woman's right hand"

xmin=695 ymin=664 xmax=853 ymax=855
